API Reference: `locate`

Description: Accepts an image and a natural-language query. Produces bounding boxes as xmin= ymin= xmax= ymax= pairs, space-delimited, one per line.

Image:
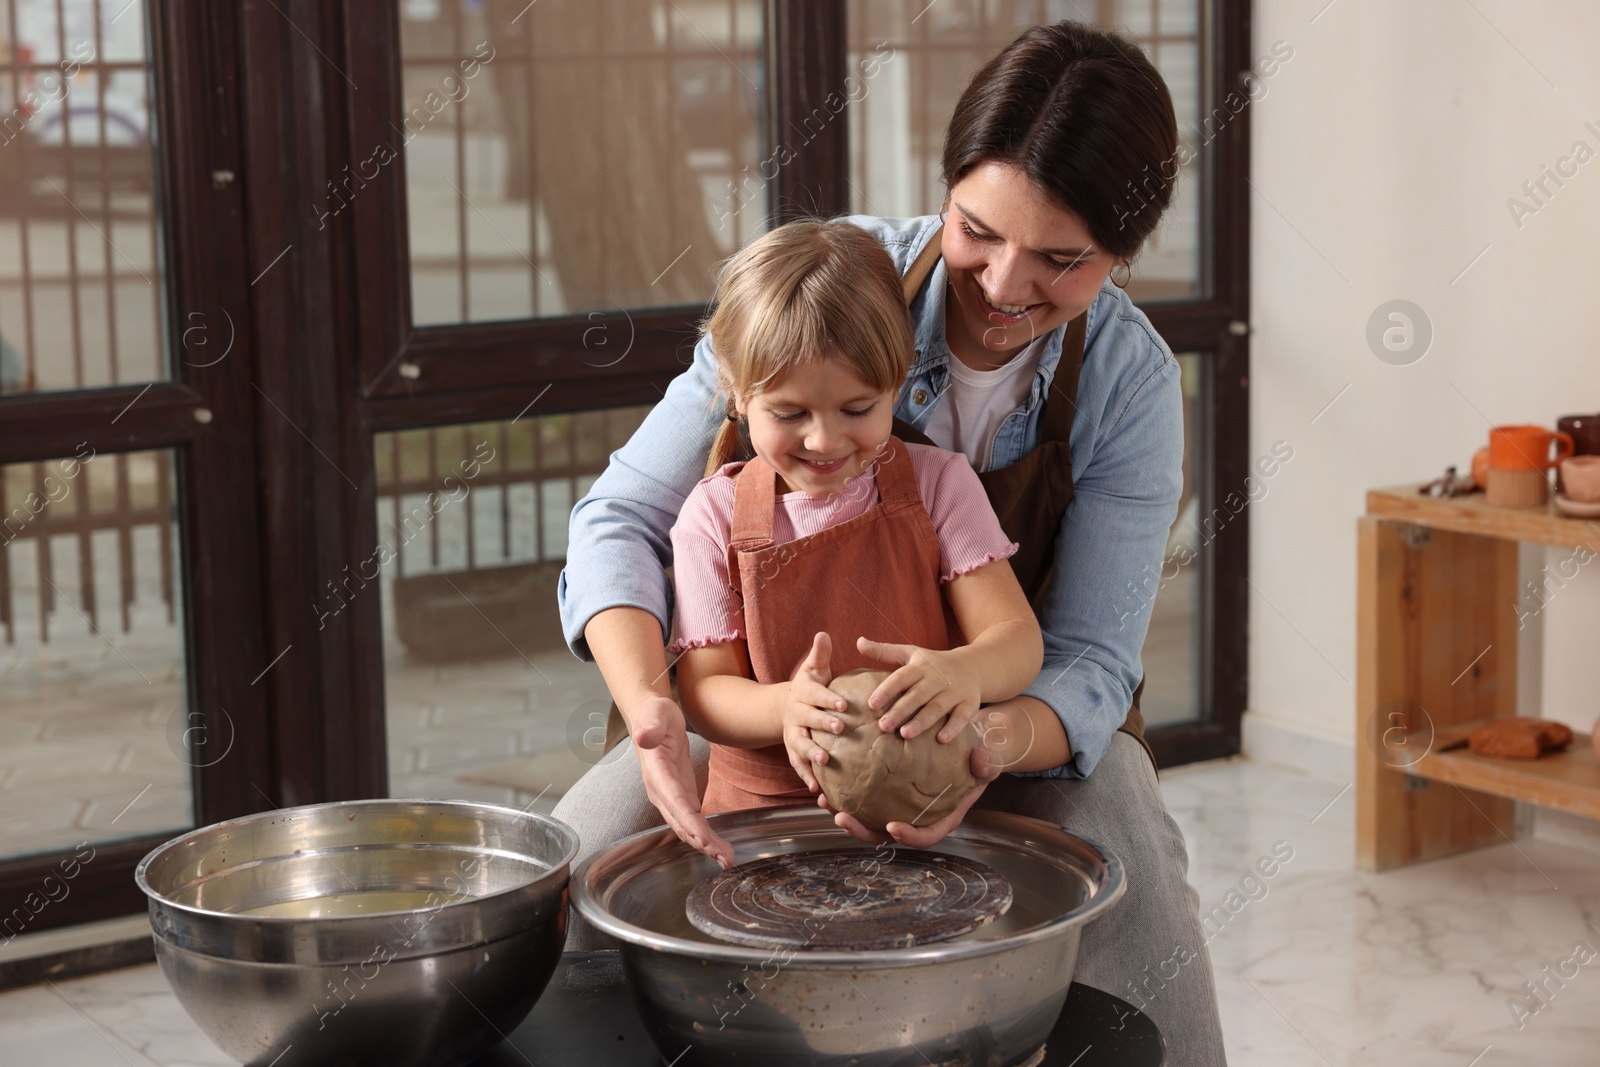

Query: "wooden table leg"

xmin=1356 ymin=517 xmax=1519 ymax=870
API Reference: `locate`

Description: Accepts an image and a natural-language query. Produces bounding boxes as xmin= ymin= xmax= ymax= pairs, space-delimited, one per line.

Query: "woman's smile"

xmin=974 ymin=281 xmax=1044 ymax=322
xmin=941 ymin=162 xmax=1120 ymax=369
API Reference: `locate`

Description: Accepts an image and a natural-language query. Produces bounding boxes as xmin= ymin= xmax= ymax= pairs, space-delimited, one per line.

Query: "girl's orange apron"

xmin=700 ymin=437 xmax=958 ymax=814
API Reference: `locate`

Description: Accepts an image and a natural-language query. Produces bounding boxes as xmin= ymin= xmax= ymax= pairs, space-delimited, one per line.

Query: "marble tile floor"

xmin=3 ymin=755 xmax=1598 ymax=1065
xmin=1161 ymin=760 xmax=1600 ymax=1065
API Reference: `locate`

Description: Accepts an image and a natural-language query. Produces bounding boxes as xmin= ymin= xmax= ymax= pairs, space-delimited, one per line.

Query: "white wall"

xmin=1246 ymin=0 xmax=1600 ymax=772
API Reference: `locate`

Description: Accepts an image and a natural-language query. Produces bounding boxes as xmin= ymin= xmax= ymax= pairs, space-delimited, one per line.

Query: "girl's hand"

xmin=821 ymin=746 xmax=999 ymax=847
xmin=855 ymin=636 xmax=982 ymax=744
xmin=782 ymin=632 xmax=846 ymax=792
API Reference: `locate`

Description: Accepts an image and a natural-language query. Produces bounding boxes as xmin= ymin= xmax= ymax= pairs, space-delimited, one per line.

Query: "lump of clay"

xmin=1467 ymin=717 xmax=1573 ymax=759
xmin=812 ymin=668 xmax=976 ymax=832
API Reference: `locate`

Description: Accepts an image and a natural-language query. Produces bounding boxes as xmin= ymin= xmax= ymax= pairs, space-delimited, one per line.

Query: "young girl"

xmin=667 ymin=219 xmax=1044 ymax=815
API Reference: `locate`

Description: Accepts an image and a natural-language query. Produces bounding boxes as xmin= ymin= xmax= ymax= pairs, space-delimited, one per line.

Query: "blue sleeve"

xmin=1011 ymin=323 xmax=1184 ymax=779
xmin=557 ymin=335 xmax=724 ymax=659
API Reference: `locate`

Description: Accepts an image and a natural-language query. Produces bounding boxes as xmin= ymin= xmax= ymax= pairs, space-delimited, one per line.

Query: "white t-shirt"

xmin=921 ymin=336 xmax=1048 ymax=471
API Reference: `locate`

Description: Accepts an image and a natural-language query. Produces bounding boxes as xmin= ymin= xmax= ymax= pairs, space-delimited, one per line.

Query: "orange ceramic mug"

xmin=1488 ymin=425 xmax=1574 ymax=471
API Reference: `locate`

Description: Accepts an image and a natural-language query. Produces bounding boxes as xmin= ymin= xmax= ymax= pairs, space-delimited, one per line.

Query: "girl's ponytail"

xmin=704 ymin=413 xmax=743 ymax=479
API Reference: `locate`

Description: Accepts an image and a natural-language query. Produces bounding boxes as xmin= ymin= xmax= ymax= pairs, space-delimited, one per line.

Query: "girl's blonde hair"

xmin=702 ymin=220 xmax=915 ymax=477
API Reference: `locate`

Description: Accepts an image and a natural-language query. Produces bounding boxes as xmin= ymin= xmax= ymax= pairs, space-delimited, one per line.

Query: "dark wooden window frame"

xmin=0 ymin=0 xmax=276 ymax=938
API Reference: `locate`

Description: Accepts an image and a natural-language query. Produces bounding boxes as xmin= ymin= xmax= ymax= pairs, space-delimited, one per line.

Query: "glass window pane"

xmin=0 ymin=0 xmax=167 ymax=396
xmin=1142 ymin=352 xmax=1206 ymax=727
xmin=0 ymin=447 xmax=192 ymax=862
xmin=400 ymin=0 xmax=765 ymax=327
xmin=376 ymin=408 xmax=650 ymax=810
xmin=844 ymin=0 xmax=1206 ymax=303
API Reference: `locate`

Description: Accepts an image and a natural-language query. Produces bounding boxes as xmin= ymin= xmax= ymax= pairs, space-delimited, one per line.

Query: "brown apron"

xmin=602 ymin=224 xmax=1153 ymax=771
xmin=701 ymin=437 xmax=959 ymax=813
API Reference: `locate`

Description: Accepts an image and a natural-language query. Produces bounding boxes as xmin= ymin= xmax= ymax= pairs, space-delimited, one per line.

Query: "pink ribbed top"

xmin=668 ymin=442 xmax=1019 ymax=654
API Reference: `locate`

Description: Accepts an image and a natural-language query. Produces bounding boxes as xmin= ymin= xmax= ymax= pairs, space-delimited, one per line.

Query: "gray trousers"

xmin=552 ymin=731 xmax=1227 ymax=1066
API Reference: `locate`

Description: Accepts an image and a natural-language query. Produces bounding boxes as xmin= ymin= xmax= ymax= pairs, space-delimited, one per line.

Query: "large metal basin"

xmin=573 ymin=807 xmax=1125 ymax=1066
xmin=136 ymin=799 xmax=579 ymax=1067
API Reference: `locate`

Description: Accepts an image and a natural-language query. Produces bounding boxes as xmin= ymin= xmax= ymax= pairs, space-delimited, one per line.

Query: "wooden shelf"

xmin=1367 ymin=484 xmax=1600 ymax=553
xmin=1359 ymin=484 xmax=1600 ymax=872
xmin=1404 ymin=719 xmax=1600 ymax=821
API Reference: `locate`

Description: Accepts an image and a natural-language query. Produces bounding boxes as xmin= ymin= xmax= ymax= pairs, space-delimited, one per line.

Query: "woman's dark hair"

xmin=942 ymin=21 xmax=1179 ymax=260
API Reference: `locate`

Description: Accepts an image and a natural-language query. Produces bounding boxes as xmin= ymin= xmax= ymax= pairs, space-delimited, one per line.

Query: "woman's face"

xmin=740 ymin=359 xmax=896 ymax=498
xmin=941 ymin=161 xmax=1123 ymax=367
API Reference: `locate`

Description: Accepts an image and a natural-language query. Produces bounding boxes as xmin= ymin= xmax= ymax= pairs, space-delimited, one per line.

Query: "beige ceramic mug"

xmin=1561 ymin=456 xmax=1600 ymax=503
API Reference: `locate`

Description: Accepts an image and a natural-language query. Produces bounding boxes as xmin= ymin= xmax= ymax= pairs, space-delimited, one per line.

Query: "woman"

xmin=555 ymin=21 xmax=1226 ymax=1065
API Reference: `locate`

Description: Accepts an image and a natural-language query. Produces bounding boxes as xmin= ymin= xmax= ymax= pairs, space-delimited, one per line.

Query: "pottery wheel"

xmin=685 ymin=848 xmax=1013 ymax=950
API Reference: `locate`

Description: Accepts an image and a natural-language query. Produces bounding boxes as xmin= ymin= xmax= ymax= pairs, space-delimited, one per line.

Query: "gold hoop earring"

xmin=1109 ymin=262 xmax=1132 ymax=289
xmin=938 ymin=197 xmax=951 ymax=223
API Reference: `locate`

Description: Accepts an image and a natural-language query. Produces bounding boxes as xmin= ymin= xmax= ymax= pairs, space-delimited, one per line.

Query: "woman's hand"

xmin=781 ymin=632 xmax=846 ymax=792
xmin=630 ymin=694 xmax=736 ymax=870
xmin=821 ymin=746 xmax=1000 ymax=848
xmin=855 ymin=636 xmax=983 ymax=744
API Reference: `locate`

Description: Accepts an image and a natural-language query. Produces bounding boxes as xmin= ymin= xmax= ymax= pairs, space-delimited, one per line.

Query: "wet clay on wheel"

xmin=812 ymin=668 xmax=974 ymax=832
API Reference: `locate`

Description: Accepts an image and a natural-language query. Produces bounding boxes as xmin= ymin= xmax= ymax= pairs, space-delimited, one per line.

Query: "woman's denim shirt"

xmin=558 ymin=214 xmax=1184 ymax=778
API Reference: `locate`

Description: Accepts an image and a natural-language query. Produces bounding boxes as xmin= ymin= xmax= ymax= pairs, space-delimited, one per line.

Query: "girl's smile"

xmin=741 ymin=359 xmax=897 ymax=497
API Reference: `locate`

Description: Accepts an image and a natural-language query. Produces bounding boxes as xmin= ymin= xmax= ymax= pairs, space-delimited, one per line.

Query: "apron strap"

xmin=1040 ymin=313 xmax=1086 ymax=445
xmin=871 ymin=437 xmax=921 ymax=511
xmin=728 ymin=456 xmax=777 ymax=564
xmin=902 ymin=223 xmax=944 ymax=307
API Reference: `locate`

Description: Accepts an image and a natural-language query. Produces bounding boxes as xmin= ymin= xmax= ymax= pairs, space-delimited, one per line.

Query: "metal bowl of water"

xmin=136 ymin=799 xmax=579 ymax=1067
xmin=573 ymin=807 xmax=1125 ymax=1066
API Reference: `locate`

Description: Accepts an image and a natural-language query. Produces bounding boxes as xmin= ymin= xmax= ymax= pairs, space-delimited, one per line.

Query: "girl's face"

xmin=941 ymin=161 xmax=1124 ymax=367
xmin=740 ymin=358 xmax=896 ymax=497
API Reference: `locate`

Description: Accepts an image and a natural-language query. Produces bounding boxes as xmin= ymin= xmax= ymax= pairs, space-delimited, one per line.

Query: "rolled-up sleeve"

xmin=558 ymin=336 xmax=723 ymax=660
xmin=1013 ymin=329 xmax=1184 ymax=780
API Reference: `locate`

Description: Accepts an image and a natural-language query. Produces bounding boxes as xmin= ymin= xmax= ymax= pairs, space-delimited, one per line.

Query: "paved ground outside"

xmin=0 ymin=486 xmax=1199 ymax=864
